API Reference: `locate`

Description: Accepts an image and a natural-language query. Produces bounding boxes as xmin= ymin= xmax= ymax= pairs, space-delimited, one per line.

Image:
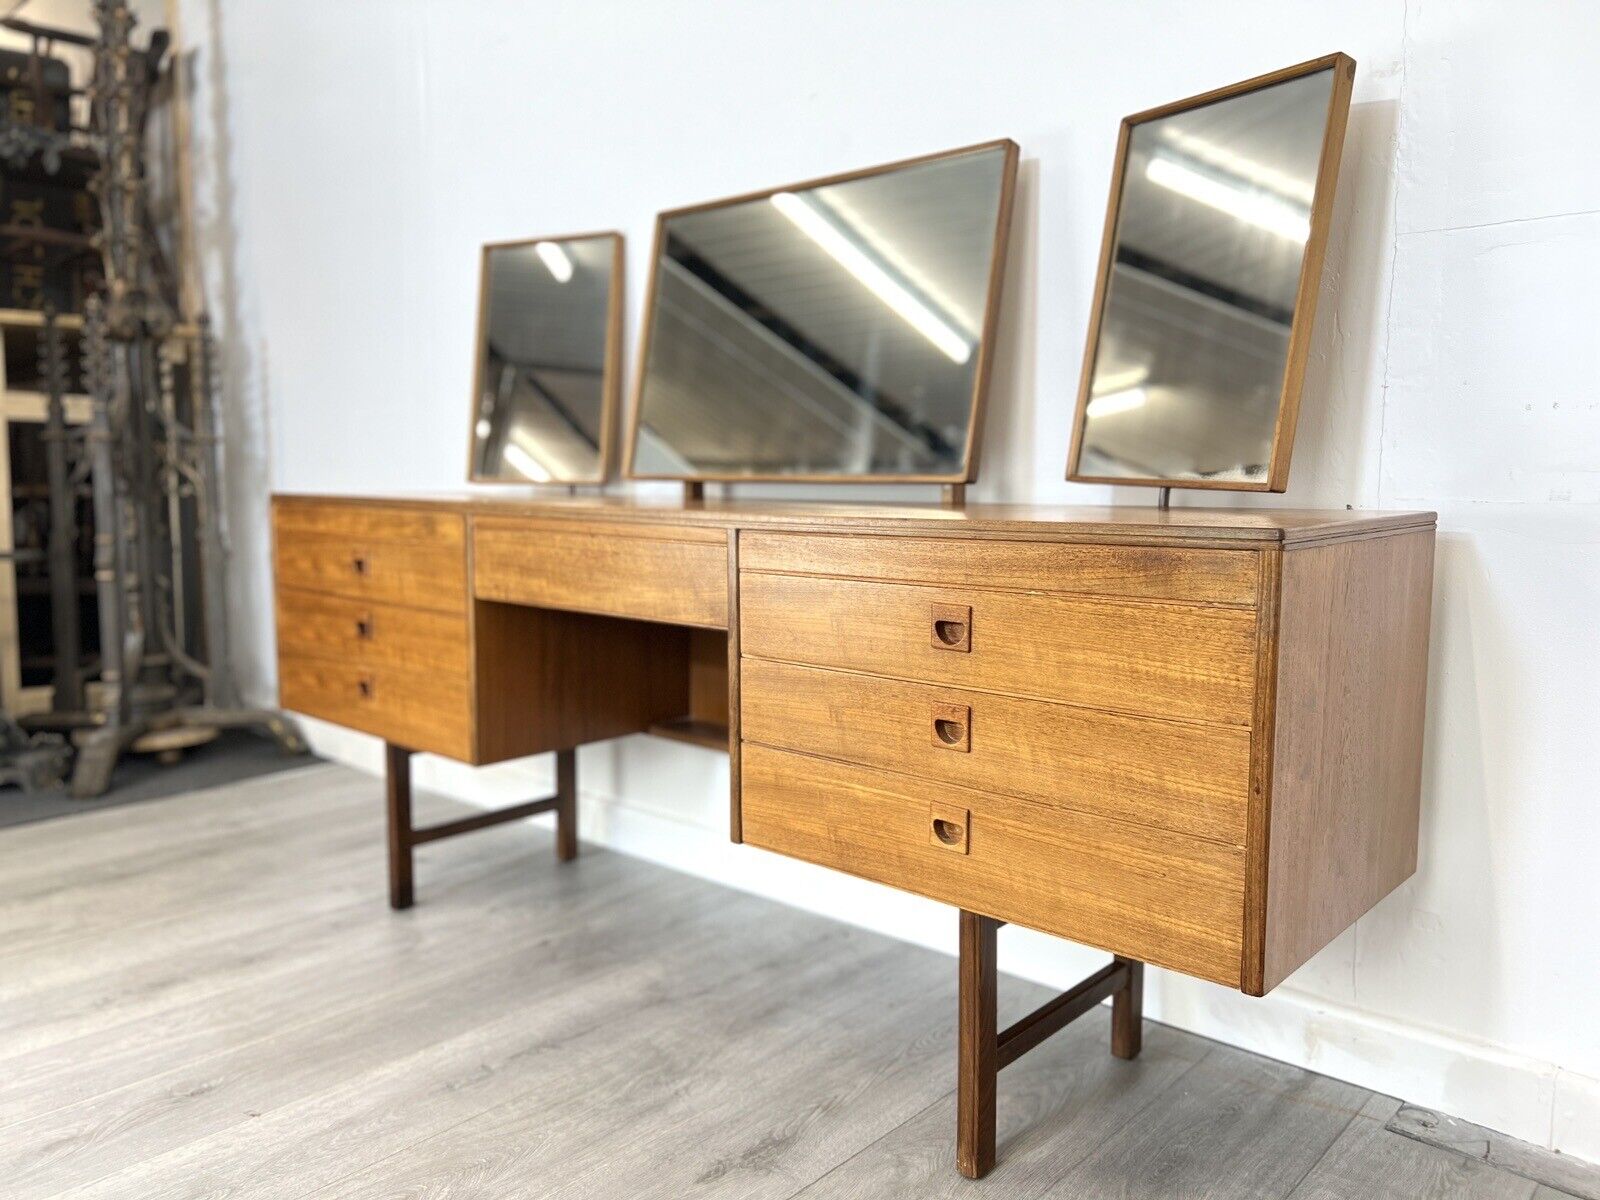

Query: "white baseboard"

xmin=297 ymin=720 xmax=1599 ymax=1167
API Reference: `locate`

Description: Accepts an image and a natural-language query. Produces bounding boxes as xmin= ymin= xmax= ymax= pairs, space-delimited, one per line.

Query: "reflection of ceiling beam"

xmin=509 ymin=365 xmax=598 ymax=451
xmin=1114 ymin=249 xmax=1294 ymax=328
xmin=658 ymin=252 xmax=952 ymax=459
xmin=634 ymin=424 xmax=697 ymax=474
xmin=656 ymin=267 xmax=901 ymax=454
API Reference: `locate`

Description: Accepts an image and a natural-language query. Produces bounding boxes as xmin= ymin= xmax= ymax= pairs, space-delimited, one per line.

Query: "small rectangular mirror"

xmin=1068 ymin=54 xmax=1355 ymax=492
xmin=627 ymin=141 xmax=1018 ymax=483
xmin=468 ymin=232 xmax=622 ymax=484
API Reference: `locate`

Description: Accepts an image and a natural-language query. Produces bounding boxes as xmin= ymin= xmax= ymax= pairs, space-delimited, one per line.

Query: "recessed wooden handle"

xmin=356 ymin=676 xmax=374 ymax=699
xmin=930 ymin=603 xmax=972 ymax=653
xmin=355 ymin=614 xmax=374 ymax=640
xmin=928 ymin=804 xmax=970 ymax=854
xmin=351 ymin=553 xmax=369 ymax=576
xmin=930 ymin=701 xmax=971 ymax=752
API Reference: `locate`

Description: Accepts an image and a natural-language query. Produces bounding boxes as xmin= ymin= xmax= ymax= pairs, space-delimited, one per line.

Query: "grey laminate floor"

xmin=0 ymin=762 xmax=1575 ymax=1198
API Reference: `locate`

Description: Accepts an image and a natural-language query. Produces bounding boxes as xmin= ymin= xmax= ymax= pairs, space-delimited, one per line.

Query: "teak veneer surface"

xmin=269 ymin=492 xmax=1437 ymax=1000
xmin=740 ymin=572 xmax=1261 ymax=726
xmin=1257 ymin=528 xmax=1435 ymax=992
xmin=740 ymin=744 xmax=1247 ymax=985
xmin=279 ymin=654 xmax=472 ymax=761
xmin=473 ymin=516 xmax=728 ymax=629
xmin=740 ymin=657 xmax=1251 ymax=844
xmin=273 ymin=492 xmax=1434 ymax=547
xmin=740 ymin=532 xmax=1261 ymax=605
xmin=275 ymin=588 xmax=470 ymax=677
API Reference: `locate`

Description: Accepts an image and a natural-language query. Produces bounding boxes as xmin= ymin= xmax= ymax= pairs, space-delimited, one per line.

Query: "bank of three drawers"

xmin=274 ymin=503 xmax=474 ymax=760
xmin=735 ymin=528 xmax=1433 ymax=995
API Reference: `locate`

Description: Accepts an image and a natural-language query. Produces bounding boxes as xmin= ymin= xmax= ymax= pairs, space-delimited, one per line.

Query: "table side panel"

xmin=1259 ymin=528 xmax=1436 ymax=992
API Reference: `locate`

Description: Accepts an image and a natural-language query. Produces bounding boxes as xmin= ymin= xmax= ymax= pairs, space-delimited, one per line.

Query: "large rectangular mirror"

xmin=1068 ymin=54 xmax=1355 ymax=492
xmin=468 ymin=231 xmax=622 ymax=484
xmin=627 ymin=141 xmax=1018 ymax=483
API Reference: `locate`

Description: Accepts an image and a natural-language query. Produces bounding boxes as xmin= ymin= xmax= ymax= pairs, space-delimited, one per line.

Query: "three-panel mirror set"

xmin=468 ymin=54 xmax=1354 ymax=495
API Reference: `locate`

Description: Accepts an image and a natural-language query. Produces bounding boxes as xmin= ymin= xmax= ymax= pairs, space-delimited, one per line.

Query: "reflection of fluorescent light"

xmin=534 ymin=241 xmax=573 ymax=282
xmin=1087 ymin=387 xmax=1148 ymax=417
xmin=1093 ymin=366 xmax=1148 ymax=394
xmin=475 ymin=418 xmax=492 ymax=439
xmin=770 ymin=191 xmax=972 ymax=364
xmin=502 ymin=441 xmax=552 ymax=481
xmin=1145 ymin=154 xmax=1310 ymax=242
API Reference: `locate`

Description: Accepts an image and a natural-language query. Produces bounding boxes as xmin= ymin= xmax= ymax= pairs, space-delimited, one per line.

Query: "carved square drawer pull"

xmin=355 ymin=614 xmax=374 ymax=640
xmin=929 ymin=804 xmax=970 ymax=854
xmin=351 ymin=553 xmax=370 ymax=577
xmin=931 ymin=701 xmax=971 ymax=752
xmin=930 ymin=603 xmax=972 ymax=652
xmin=356 ymin=676 xmax=375 ymax=700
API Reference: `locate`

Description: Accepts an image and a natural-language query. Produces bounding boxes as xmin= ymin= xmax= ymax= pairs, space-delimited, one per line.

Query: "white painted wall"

xmin=181 ymin=0 xmax=1600 ymax=1164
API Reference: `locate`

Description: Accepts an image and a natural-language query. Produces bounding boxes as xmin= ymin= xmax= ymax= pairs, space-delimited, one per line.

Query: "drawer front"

xmin=275 ymin=535 xmax=467 ymax=614
xmin=740 ymin=573 xmax=1258 ymax=726
xmin=740 ymin=658 xmax=1249 ymax=844
xmin=474 ymin=518 xmax=727 ymax=629
xmin=279 ymin=654 xmax=471 ymax=761
xmin=272 ymin=500 xmax=465 ymax=547
xmin=741 ymin=745 xmax=1244 ymax=985
xmin=276 ymin=587 xmax=469 ymax=676
xmin=741 ymin=533 xmax=1260 ymax=606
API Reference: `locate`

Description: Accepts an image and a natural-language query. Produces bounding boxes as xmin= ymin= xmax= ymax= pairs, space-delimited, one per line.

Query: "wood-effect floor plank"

xmin=1287 ymin=1115 xmax=1538 ymax=1200
xmin=793 ymin=1016 xmax=1211 ymax=1199
xmin=1035 ymin=1042 xmax=1368 ymax=1199
xmin=55 ymin=876 xmax=865 ymax=1199
xmin=6 ymin=763 xmax=1586 ymax=1200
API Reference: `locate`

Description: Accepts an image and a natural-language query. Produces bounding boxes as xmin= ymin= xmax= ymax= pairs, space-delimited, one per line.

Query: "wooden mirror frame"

xmin=1066 ymin=53 xmax=1356 ymax=494
xmin=466 ymin=230 xmax=624 ymax=486
xmin=624 ymin=140 xmax=1020 ymax=486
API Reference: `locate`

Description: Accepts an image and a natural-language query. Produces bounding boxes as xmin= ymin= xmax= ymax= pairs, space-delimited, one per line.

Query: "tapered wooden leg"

xmin=957 ymin=910 xmax=999 ymax=1179
xmin=384 ymin=743 xmax=414 ymax=911
xmin=1111 ymin=956 xmax=1144 ymax=1059
xmin=554 ymin=748 xmax=578 ymax=862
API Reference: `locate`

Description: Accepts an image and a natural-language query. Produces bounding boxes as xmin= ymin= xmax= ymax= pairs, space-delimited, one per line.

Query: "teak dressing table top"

xmin=274 ymin=491 xmax=1432 ymax=545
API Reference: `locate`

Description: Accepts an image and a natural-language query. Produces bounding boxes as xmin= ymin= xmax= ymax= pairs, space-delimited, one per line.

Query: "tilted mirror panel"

xmin=1074 ymin=65 xmax=1341 ymax=488
xmin=631 ymin=144 xmax=1012 ymax=480
xmin=470 ymin=233 xmax=618 ymax=484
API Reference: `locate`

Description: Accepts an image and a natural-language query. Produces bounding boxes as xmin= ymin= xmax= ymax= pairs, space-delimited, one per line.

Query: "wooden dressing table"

xmin=272 ymin=490 xmax=1434 ymax=1176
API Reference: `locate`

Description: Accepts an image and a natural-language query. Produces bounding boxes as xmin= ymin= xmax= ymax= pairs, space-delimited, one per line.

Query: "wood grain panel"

xmin=274 ymin=491 xmax=1436 ymax=547
xmin=1257 ymin=529 xmax=1435 ymax=992
xmin=741 ymin=745 xmax=1244 ymax=984
xmin=740 ymin=573 xmax=1258 ymax=725
xmin=274 ymin=536 xmax=466 ymax=615
xmin=473 ymin=517 xmax=727 ymax=628
xmin=279 ymin=654 xmax=471 ymax=761
xmin=740 ymin=658 xmax=1250 ymax=844
xmin=741 ymin=533 xmax=1260 ymax=606
xmin=275 ymin=588 xmax=469 ymax=676
xmin=272 ymin=499 xmax=465 ymax=546
xmin=472 ymin=602 xmax=690 ymax=765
